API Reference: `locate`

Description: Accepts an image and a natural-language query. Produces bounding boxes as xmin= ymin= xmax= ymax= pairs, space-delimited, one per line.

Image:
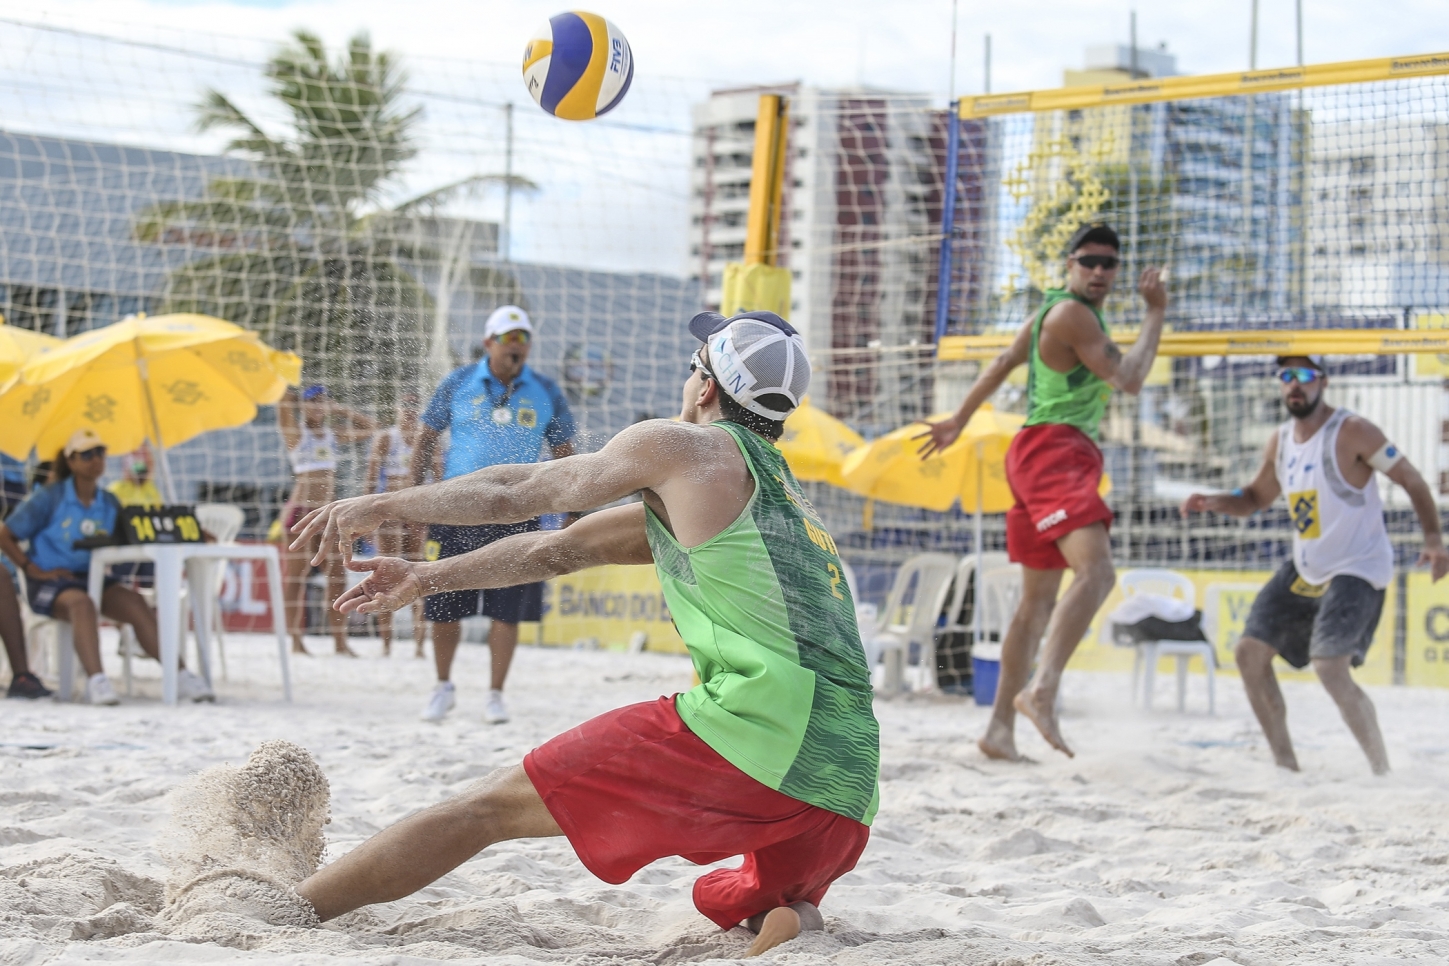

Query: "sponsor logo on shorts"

xmin=1035 ymin=509 xmax=1068 ymax=533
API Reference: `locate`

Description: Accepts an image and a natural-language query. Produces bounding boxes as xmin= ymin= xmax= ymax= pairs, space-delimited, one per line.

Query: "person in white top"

xmin=279 ymin=385 xmax=377 ymax=657
xmin=1182 ymin=355 xmax=1448 ymax=774
xmin=364 ymin=391 xmax=437 ymax=658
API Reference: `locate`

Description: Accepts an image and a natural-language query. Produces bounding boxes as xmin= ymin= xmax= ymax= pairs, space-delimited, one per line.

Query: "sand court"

xmin=2 ymin=633 xmax=1447 ymax=964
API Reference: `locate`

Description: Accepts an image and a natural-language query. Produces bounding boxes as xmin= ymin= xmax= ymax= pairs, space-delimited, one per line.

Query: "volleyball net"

xmin=2 ymin=15 xmax=1448 ymax=674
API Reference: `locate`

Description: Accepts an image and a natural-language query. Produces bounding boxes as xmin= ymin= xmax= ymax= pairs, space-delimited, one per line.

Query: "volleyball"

xmin=522 ymin=12 xmax=634 ymax=121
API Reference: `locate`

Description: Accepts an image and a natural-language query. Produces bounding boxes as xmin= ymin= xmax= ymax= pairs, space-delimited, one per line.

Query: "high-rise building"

xmin=689 ymin=85 xmax=997 ymax=431
xmin=1035 ymin=45 xmax=1305 ymax=323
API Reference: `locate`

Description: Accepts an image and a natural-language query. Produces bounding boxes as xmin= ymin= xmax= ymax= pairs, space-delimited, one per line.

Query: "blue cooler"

xmin=971 ymin=642 xmax=1002 ymax=706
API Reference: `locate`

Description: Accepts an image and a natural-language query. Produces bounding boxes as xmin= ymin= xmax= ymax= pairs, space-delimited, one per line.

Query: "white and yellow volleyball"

xmin=522 ymin=12 xmax=634 ymax=121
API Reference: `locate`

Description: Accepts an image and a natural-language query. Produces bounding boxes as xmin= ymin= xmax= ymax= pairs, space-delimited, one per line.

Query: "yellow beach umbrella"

xmin=776 ymin=397 xmax=866 ymax=488
xmin=0 ymin=313 xmax=301 ymax=495
xmin=0 ymin=320 xmax=64 ymax=387
xmin=840 ymin=404 xmax=1028 ymax=512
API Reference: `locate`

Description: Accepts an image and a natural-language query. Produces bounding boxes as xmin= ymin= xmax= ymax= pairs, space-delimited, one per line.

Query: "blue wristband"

xmin=1230 ymin=487 xmax=1244 ymax=499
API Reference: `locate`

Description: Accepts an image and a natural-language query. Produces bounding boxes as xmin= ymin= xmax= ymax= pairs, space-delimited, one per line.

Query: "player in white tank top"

xmin=364 ymin=392 xmax=429 ymax=657
xmin=1183 ymin=356 xmax=1448 ymax=775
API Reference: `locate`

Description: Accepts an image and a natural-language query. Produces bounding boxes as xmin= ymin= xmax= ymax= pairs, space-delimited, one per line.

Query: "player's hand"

xmin=335 ymin=556 xmax=424 ymax=614
xmin=1417 ymin=542 xmax=1449 ymax=582
xmin=290 ymin=494 xmax=390 ymax=566
xmin=1139 ymin=266 xmax=1168 ymax=311
xmin=914 ymin=416 xmax=963 ymax=460
xmin=1179 ymin=492 xmax=1211 ymax=517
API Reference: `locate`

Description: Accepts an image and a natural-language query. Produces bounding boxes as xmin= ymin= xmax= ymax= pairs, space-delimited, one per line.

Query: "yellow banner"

xmin=1405 ymin=572 xmax=1449 ymax=687
xmin=540 ymin=564 xmax=688 ymax=654
xmin=1066 ymin=568 xmax=1395 ymax=686
xmin=960 ymin=51 xmax=1449 ymax=118
xmin=1410 ymin=313 xmax=1449 ymax=378
xmin=937 ymin=328 xmax=1449 ymax=362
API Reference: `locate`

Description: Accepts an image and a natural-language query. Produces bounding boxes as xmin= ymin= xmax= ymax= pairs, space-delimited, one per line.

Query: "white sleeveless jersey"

xmin=377 ymin=426 xmax=413 ymax=490
xmin=1275 ymin=408 xmax=1394 ymax=590
xmin=289 ymin=425 xmax=338 ymax=474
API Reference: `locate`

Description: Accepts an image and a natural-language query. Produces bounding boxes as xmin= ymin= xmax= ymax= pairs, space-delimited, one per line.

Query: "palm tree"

xmin=137 ymin=30 xmax=530 ymax=405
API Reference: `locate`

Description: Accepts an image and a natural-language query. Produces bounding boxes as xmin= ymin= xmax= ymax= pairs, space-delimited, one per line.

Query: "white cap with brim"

xmin=484 ymin=305 xmax=533 ymax=340
xmin=688 ymin=310 xmax=811 ymax=420
xmin=63 ymin=427 xmax=106 ymax=456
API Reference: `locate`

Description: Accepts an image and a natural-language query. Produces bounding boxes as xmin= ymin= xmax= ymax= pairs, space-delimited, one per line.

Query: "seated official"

xmin=0 ymin=429 xmax=213 ymax=705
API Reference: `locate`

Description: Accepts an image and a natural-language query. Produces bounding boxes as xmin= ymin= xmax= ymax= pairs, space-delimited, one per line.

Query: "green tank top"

xmin=1024 ymin=288 xmax=1113 ymax=439
xmin=645 ymin=421 xmax=880 ymax=825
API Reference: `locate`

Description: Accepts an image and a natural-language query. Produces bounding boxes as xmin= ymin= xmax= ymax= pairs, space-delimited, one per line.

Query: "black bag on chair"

xmin=1111 ymin=611 xmax=1208 ymax=645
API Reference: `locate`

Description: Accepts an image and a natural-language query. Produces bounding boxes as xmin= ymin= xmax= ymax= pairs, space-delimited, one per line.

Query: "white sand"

xmin=3 ymin=632 xmax=1448 ymax=964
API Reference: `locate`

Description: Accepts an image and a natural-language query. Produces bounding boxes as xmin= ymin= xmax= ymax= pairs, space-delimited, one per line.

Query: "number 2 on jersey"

xmin=826 ymin=563 xmax=845 ymax=600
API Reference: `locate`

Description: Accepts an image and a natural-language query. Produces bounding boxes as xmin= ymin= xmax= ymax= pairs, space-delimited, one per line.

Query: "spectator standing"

xmin=364 ymin=391 xmax=433 ymax=657
xmin=413 ymin=306 xmax=576 ymax=724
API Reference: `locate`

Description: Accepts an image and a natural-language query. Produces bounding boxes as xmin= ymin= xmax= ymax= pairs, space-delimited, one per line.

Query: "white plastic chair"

xmin=978 ymin=564 xmax=1024 ymax=643
xmin=938 ymin=552 xmax=1011 ymax=642
xmin=1116 ymin=568 xmax=1216 ymax=713
xmin=16 ymin=571 xmax=77 ymax=702
xmin=191 ymin=503 xmax=245 ymax=680
xmin=867 ymin=552 xmax=958 ymax=693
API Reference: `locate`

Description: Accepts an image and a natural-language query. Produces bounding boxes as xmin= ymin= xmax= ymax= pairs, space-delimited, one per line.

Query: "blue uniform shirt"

xmin=423 ymin=362 xmax=576 ymax=480
xmin=6 ymin=478 xmax=122 ymax=574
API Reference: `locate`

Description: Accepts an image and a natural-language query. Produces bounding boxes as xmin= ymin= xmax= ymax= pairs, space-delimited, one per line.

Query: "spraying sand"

xmin=2 ymin=633 xmax=1447 ymax=963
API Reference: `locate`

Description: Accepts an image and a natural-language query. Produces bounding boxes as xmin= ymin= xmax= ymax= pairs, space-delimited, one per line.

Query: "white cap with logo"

xmin=688 ymin=310 xmax=811 ymax=420
xmin=484 ymin=305 xmax=533 ymax=340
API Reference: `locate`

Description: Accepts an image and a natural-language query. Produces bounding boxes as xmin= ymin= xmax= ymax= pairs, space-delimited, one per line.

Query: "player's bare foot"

xmin=291 ymin=639 xmax=311 ymax=656
xmin=1013 ymin=688 xmax=1073 ymax=758
xmin=977 ymin=720 xmax=1030 ymax=762
xmin=334 ymin=641 xmax=359 ymax=658
xmin=745 ymin=902 xmax=821 ymax=956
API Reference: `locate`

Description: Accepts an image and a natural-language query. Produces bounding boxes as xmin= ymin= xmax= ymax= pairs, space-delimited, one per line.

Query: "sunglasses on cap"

xmin=1276 ymin=367 xmax=1322 ymax=385
xmin=494 ymin=330 xmax=530 ymax=345
xmin=689 ymin=348 xmax=714 ymax=381
xmin=1072 ymin=254 xmax=1120 ymax=270
xmin=70 ymin=446 xmax=106 ymax=461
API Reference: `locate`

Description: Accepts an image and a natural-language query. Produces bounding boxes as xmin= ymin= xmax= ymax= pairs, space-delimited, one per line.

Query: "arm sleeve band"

xmin=1367 ymin=442 xmax=1405 ymax=474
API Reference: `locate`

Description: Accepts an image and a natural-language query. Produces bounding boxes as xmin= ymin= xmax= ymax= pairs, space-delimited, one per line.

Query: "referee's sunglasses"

xmin=495 ymin=330 xmax=530 ymax=345
xmin=1276 ymin=367 xmax=1322 ymax=385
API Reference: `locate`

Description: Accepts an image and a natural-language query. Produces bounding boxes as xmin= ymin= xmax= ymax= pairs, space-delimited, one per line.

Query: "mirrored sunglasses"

xmin=495 ymin=330 xmax=530 ymax=345
xmin=1073 ymin=254 xmax=1120 ymax=270
xmin=1276 ymin=367 xmax=1322 ymax=385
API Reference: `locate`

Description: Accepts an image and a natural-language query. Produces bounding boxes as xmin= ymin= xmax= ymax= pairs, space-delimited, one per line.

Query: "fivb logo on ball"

xmin=523 ymin=11 xmax=634 ymax=121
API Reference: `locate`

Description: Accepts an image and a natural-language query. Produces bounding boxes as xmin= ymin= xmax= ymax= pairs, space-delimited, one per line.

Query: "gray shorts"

xmin=1242 ymin=561 xmax=1384 ymax=669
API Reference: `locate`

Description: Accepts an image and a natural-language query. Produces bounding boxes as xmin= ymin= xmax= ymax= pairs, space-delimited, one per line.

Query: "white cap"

xmin=484 ymin=305 xmax=533 ymax=340
xmin=689 ymin=310 xmax=811 ymax=420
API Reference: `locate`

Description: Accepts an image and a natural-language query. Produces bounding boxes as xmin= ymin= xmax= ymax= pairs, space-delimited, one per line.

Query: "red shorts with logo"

xmin=523 ymin=696 xmax=870 ymax=929
xmin=1004 ymin=422 xmax=1113 ymax=570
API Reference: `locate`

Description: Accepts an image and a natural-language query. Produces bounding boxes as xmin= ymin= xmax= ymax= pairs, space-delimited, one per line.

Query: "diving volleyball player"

xmin=1182 ymin=355 xmax=1448 ymax=774
xmin=281 ymin=311 xmax=878 ymax=954
xmin=918 ymin=224 xmax=1168 ymax=760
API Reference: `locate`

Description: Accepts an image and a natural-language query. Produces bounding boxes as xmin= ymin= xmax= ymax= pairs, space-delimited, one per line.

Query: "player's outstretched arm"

xmin=1340 ymin=416 xmax=1449 ymax=581
xmin=336 ymin=504 xmax=652 ymax=615
xmin=293 ymin=419 xmax=689 ymax=565
xmin=1066 ymin=267 xmax=1168 ymax=395
xmin=1181 ymin=433 xmax=1281 ymax=518
xmin=916 ymin=318 xmax=1033 ymax=458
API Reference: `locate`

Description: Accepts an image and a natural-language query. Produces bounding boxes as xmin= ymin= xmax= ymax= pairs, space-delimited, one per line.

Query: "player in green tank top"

xmin=918 ymin=224 xmax=1167 ymax=761
xmin=257 ymin=311 xmax=875 ymax=957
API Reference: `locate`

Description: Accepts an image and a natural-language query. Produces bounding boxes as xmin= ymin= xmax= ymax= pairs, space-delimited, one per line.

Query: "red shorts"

xmin=1004 ymin=423 xmax=1113 ymax=570
xmin=523 ymin=696 xmax=870 ymax=929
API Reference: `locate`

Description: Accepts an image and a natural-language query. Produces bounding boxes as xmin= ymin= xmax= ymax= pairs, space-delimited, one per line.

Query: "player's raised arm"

xmin=292 ymin=419 xmax=694 ymax=565
xmin=335 ymin=504 xmax=652 ymax=615
xmin=916 ymin=318 xmax=1033 ymax=458
xmin=1181 ymin=433 xmax=1282 ymax=519
xmin=1061 ymin=267 xmax=1168 ymax=395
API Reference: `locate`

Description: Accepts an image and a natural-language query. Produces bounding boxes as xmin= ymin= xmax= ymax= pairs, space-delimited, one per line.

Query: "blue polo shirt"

xmin=423 ymin=362 xmax=575 ymax=480
xmin=5 ymin=478 xmax=122 ymax=574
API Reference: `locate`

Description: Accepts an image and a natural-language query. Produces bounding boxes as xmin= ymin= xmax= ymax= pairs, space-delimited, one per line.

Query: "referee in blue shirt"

xmin=413 ymin=306 xmax=576 ymax=724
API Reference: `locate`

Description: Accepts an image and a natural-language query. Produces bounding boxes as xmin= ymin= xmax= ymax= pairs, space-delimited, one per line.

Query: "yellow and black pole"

xmin=720 ymin=93 xmax=792 ymax=316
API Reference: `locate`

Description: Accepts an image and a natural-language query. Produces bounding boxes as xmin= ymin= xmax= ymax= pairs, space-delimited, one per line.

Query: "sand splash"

xmin=159 ymin=739 xmax=330 ymax=935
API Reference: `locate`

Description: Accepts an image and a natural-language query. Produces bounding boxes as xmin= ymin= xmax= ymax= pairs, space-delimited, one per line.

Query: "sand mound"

xmin=158 ymin=739 xmax=329 ymax=937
